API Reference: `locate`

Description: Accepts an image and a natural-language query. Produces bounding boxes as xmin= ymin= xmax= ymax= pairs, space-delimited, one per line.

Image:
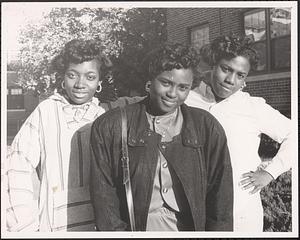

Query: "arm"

xmin=239 ymin=98 xmax=292 ymax=193
xmin=90 ymin=114 xmax=128 ymax=231
xmin=6 ymin=109 xmax=41 ymax=231
xmin=205 ymin=124 xmax=233 ymax=231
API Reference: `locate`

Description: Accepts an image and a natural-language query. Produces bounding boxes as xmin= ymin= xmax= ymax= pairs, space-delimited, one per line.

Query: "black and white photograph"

xmin=1 ymin=1 xmax=298 ymax=238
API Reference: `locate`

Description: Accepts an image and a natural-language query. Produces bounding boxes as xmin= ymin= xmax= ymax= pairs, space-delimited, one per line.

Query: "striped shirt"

xmin=5 ymin=93 xmax=105 ymax=232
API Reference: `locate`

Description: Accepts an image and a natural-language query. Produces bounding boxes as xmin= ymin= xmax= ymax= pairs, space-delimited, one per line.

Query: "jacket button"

xmin=163 ymin=188 xmax=168 ymax=193
xmin=161 ymin=144 xmax=166 ymax=149
xmin=162 ymin=162 xmax=168 ymax=168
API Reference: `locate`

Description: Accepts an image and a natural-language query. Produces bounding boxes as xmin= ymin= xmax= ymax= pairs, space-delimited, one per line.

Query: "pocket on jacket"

xmin=52 ymin=187 xmax=95 ymax=231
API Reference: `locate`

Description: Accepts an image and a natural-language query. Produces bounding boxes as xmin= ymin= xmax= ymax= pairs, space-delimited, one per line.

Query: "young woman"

xmin=5 ymin=39 xmax=112 ymax=231
xmin=90 ymin=43 xmax=234 ymax=231
xmin=185 ymin=34 xmax=292 ymax=232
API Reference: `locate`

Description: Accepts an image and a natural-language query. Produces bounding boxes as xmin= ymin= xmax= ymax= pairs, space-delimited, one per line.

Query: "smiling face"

xmin=148 ymin=68 xmax=193 ymax=116
xmin=211 ymin=56 xmax=250 ymax=102
xmin=63 ymin=59 xmax=101 ymax=105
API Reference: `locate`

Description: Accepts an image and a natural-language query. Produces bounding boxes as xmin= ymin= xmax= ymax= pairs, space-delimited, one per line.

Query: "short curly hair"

xmin=200 ymin=34 xmax=259 ymax=71
xmin=51 ymin=39 xmax=112 ymax=92
xmin=139 ymin=42 xmax=201 ymax=83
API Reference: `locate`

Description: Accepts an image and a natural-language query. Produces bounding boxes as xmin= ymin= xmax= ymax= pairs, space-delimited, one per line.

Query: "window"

xmin=7 ymin=87 xmax=24 ymax=109
xmin=244 ymin=8 xmax=291 ymax=73
xmin=11 ymin=88 xmax=22 ymax=95
xmin=190 ymin=24 xmax=209 ymax=50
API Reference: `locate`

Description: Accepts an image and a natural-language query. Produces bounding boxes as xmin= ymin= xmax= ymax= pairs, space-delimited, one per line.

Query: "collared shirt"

xmin=185 ymin=81 xmax=292 ymax=231
xmin=5 ymin=93 xmax=105 ymax=232
xmin=145 ymin=108 xmax=183 ymax=231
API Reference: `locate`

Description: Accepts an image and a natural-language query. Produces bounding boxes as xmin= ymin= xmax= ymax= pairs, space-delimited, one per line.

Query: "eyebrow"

xmin=66 ymin=69 xmax=98 ymax=74
xmin=221 ymin=64 xmax=247 ymax=75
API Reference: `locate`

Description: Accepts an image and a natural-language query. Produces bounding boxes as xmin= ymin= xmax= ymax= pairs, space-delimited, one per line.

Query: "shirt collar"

xmin=49 ymin=92 xmax=102 ymax=124
xmin=194 ymin=81 xmax=243 ymax=104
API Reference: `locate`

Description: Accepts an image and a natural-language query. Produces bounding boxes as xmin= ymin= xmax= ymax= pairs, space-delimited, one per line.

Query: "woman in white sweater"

xmin=185 ymin=34 xmax=292 ymax=232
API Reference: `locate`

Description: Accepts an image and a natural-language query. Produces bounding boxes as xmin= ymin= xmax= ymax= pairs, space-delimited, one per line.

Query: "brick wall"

xmin=244 ymin=79 xmax=291 ymax=117
xmin=166 ymin=8 xmax=246 ymax=44
xmin=166 ymin=8 xmax=291 ymax=117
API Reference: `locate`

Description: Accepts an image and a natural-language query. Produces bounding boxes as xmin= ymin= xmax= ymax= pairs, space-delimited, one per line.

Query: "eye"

xmin=66 ymin=72 xmax=76 ymax=79
xmin=87 ymin=74 xmax=97 ymax=81
xmin=161 ymin=80 xmax=170 ymax=87
xmin=220 ymin=65 xmax=230 ymax=73
xmin=178 ymin=85 xmax=190 ymax=92
xmin=237 ymin=73 xmax=246 ymax=80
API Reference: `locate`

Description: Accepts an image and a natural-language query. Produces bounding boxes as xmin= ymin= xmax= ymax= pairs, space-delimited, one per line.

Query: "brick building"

xmin=7 ymin=71 xmax=39 ymax=144
xmin=166 ymin=8 xmax=291 ymax=117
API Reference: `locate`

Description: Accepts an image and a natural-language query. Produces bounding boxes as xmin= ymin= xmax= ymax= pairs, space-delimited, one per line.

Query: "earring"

xmin=241 ymin=82 xmax=247 ymax=90
xmin=145 ymin=81 xmax=151 ymax=93
xmin=61 ymin=81 xmax=65 ymax=89
xmin=96 ymin=83 xmax=102 ymax=93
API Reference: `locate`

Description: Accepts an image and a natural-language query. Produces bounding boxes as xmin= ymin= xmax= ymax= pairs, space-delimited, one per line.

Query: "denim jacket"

xmin=90 ymin=98 xmax=233 ymax=231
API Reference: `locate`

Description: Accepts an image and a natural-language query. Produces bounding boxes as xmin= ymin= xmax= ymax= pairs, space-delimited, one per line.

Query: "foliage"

xmin=14 ymin=7 xmax=129 ymax=97
xmin=112 ymin=8 xmax=167 ymax=96
xmin=12 ymin=7 xmax=167 ymax=99
xmin=261 ymin=169 xmax=292 ymax=232
xmin=259 ymin=134 xmax=292 ymax=232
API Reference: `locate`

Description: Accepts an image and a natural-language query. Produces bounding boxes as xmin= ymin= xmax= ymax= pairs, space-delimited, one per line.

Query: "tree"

xmin=15 ymin=7 xmax=129 ymax=97
xmin=13 ymin=7 xmax=167 ymax=99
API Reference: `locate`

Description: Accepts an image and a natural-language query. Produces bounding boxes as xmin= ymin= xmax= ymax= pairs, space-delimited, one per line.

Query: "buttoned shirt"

xmin=145 ymin=108 xmax=184 ymax=231
xmin=185 ymin=81 xmax=292 ymax=232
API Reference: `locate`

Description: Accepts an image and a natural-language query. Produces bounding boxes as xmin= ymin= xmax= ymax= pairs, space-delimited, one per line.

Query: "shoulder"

xmin=184 ymin=104 xmax=226 ymax=137
xmin=100 ymin=96 xmax=145 ymax=111
xmin=93 ymin=102 xmax=140 ymax=128
xmin=238 ymin=91 xmax=266 ymax=106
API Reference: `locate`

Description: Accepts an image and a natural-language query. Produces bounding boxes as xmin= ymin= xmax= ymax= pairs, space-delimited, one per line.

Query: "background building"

xmin=166 ymin=8 xmax=291 ymax=117
xmin=7 ymin=71 xmax=39 ymax=145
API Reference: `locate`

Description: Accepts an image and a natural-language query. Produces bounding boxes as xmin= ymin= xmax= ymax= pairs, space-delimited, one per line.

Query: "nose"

xmin=74 ymin=75 xmax=85 ymax=88
xmin=225 ymin=73 xmax=235 ymax=85
xmin=166 ymin=86 xmax=177 ymax=98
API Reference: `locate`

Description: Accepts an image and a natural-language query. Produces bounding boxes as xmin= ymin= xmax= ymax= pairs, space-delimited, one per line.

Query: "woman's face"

xmin=64 ymin=59 xmax=101 ymax=105
xmin=211 ymin=56 xmax=250 ymax=101
xmin=148 ymin=68 xmax=193 ymax=116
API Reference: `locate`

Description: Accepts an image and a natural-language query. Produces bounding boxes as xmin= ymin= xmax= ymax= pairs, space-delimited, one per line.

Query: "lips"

xmin=218 ymin=83 xmax=232 ymax=92
xmin=162 ymin=98 xmax=177 ymax=107
xmin=72 ymin=91 xmax=88 ymax=98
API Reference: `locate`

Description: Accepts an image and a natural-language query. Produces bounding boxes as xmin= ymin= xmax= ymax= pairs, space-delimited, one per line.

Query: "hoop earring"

xmin=96 ymin=83 xmax=102 ymax=93
xmin=61 ymin=81 xmax=65 ymax=89
xmin=145 ymin=81 xmax=151 ymax=93
xmin=241 ymin=82 xmax=247 ymax=90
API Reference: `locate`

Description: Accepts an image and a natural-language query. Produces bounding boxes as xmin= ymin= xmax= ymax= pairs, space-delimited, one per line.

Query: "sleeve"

xmin=90 ymin=115 xmax=128 ymax=231
xmin=253 ymin=98 xmax=292 ymax=179
xmin=5 ymin=108 xmax=42 ymax=232
xmin=205 ymin=123 xmax=233 ymax=231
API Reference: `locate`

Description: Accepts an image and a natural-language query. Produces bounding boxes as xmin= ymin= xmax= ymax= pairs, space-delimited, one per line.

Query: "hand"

xmin=239 ymin=169 xmax=274 ymax=194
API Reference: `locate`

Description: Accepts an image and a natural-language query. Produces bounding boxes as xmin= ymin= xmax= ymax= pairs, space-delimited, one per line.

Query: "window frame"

xmin=188 ymin=22 xmax=210 ymax=50
xmin=243 ymin=8 xmax=291 ymax=76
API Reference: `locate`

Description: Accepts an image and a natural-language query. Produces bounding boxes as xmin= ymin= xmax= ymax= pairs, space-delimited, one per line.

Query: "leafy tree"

xmin=15 ymin=7 xmax=129 ymax=98
xmin=13 ymin=7 xmax=167 ymax=99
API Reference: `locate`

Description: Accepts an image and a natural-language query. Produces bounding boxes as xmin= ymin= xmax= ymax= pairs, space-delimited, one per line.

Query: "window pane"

xmin=191 ymin=25 xmax=209 ymax=50
xmin=270 ymin=8 xmax=291 ymax=38
xmin=271 ymin=36 xmax=291 ymax=69
xmin=11 ymin=88 xmax=22 ymax=95
xmin=244 ymin=10 xmax=266 ymax=41
xmin=7 ymin=95 xmax=24 ymax=109
xmin=251 ymin=41 xmax=267 ymax=71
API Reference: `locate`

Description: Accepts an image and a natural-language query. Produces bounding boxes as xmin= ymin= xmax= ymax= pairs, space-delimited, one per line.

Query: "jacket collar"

xmin=128 ymin=97 xmax=202 ymax=148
